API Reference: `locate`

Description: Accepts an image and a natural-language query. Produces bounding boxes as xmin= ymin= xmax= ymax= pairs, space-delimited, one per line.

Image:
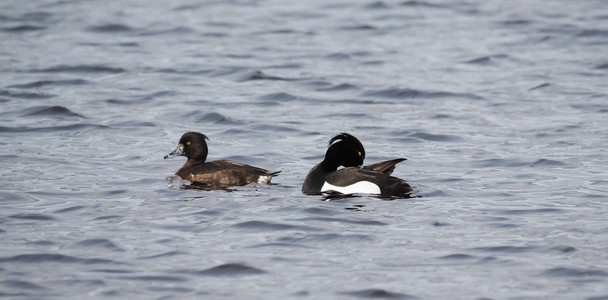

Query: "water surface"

xmin=1 ymin=0 xmax=607 ymax=298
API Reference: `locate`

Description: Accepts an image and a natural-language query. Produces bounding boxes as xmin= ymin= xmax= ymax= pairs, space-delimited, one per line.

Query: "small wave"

xmin=297 ymin=217 xmax=387 ymax=226
xmin=486 ymin=208 xmax=563 ymax=215
xmin=32 ymin=65 xmax=125 ymax=74
xmin=438 ymin=253 xmax=477 ymax=260
xmin=0 ymin=123 xmax=108 ymax=133
xmin=531 ymin=158 xmax=567 ymax=167
xmin=339 ymin=24 xmax=377 ymax=31
xmin=473 ymin=158 xmax=529 ymax=168
xmin=8 ymin=79 xmax=88 ymax=89
xmin=91 ymin=269 xmax=133 ymax=274
xmin=548 ymin=245 xmax=577 ymax=253
xmin=246 ymin=242 xmax=314 ymax=249
xmin=1 ymin=25 xmax=45 ymax=32
xmin=362 ymin=88 xmax=483 ymax=101
xmin=301 ymin=207 xmax=335 ymax=215
xmin=237 ymin=70 xmax=294 ymax=82
xmin=400 ymin=0 xmax=446 ymax=8
xmin=258 ymin=92 xmax=299 ymax=102
xmin=410 ymin=132 xmax=463 ymax=142
xmin=207 ymin=66 xmax=247 ymax=77
xmin=10 ymin=213 xmax=55 ymax=221
xmin=107 ymin=90 xmax=176 ymax=105
xmin=362 ymin=88 xmax=419 ymax=99
xmin=252 ymin=124 xmax=299 ymax=132
xmin=22 ymin=106 xmax=84 ymax=118
xmin=502 ymin=19 xmax=532 ymax=26
xmin=77 ymin=239 xmax=124 ymax=252
xmin=2 ymin=279 xmax=47 ymax=290
xmin=464 ymin=54 xmax=512 ymax=65
xmin=471 ymin=246 xmax=536 ymax=253
xmin=138 ymin=251 xmax=185 ymax=260
xmin=0 ymin=89 xmax=54 ymax=99
xmin=339 ymin=288 xmax=416 ymax=299
xmin=231 ymin=220 xmax=318 ymax=231
xmin=540 ymin=267 xmax=608 ymax=278
xmin=53 ymin=205 xmax=86 ymax=213
xmin=317 ymin=83 xmax=360 ymax=92
xmin=117 ymin=275 xmax=187 ymax=282
xmin=465 ymin=56 xmax=492 ymax=65
xmin=571 ymin=103 xmax=608 ymax=113
xmin=278 ymin=233 xmax=372 ymax=243
xmin=326 ymin=52 xmax=351 ymax=60
xmin=86 ymin=24 xmax=134 ymax=33
xmin=0 ymin=253 xmax=121 ymax=264
xmin=0 ymin=191 xmax=37 ymax=204
xmin=92 ymin=215 xmax=122 ymax=221
xmin=137 ymin=26 xmax=194 ymax=36
xmin=253 ymin=29 xmax=296 ymax=35
xmin=193 ymin=112 xmax=243 ymax=125
xmin=529 ymin=83 xmax=550 ymax=91
xmin=595 ymin=62 xmax=608 ymax=69
xmin=191 ymin=263 xmax=266 ymax=276
xmin=576 ymin=29 xmax=608 ymax=38
xmin=363 ymin=1 xmax=390 ymax=9
xmin=5 ymin=12 xmax=53 ymax=22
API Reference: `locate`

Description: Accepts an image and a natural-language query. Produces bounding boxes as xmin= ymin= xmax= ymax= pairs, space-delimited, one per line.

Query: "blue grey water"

xmin=1 ymin=0 xmax=607 ymax=298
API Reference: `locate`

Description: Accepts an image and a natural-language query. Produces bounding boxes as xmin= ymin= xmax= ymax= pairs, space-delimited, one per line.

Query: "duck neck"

xmin=186 ymin=158 xmax=205 ymax=166
xmin=320 ymin=158 xmax=340 ymax=172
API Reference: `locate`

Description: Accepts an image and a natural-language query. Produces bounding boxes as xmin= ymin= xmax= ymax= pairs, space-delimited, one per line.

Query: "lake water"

xmin=1 ymin=0 xmax=608 ymax=298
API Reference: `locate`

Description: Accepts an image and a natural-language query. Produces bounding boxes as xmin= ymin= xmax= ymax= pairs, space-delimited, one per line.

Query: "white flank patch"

xmin=321 ymin=181 xmax=381 ymax=195
xmin=257 ymin=175 xmax=273 ymax=184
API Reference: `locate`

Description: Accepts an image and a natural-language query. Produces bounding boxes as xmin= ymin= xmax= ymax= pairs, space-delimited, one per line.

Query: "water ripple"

xmin=339 ymin=288 xmax=417 ymax=299
xmin=21 ymin=106 xmax=84 ymax=118
xmin=540 ymin=267 xmax=608 ymax=278
xmin=9 ymin=213 xmax=55 ymax=221
xmin=237 ymin=70 xmax=295 ymax=82
xmin=186 ymin=263 xmax=266 ymax=276
xmin=8 ymin=79 xmax=88 ymax=89
xmin=231 ymin=220 xmax=320 ymax=231
xmin=296 ymin=217 xmax=387 ymax=226
xmin=0 ymin=253 xmax=122 ymax=265
xmin=85 ymin=24 xmax=134 ymax=33
xmin=0 ymin=123 xmax=108 ymax=133
xmin=0 ymin=89 xmax=54 ymax=99
xmin=258 ymin=92 xmax=299 ymax=102
xmin=77 ymin=239 xmax=124 ymax=252
xmin=1 ymin=279 xmax=47 ymax=290
xmin=470 ymin=246 xmax=536 ymax=254
xmin=1 ymin=25 xmax=45 ymax=32
xmin=32 ymin=65 xmax=125 ymax=74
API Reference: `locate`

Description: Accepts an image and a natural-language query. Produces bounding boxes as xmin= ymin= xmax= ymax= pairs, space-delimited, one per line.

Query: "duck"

xmin=164 ymin=132 xmax=279 ymax=187
xmin=302 ymin=133 xmax=413 ymax=198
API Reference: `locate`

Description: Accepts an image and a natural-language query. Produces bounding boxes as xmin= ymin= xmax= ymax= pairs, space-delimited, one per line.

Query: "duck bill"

xmin=163 ymin=144 xmax=184 ymax=159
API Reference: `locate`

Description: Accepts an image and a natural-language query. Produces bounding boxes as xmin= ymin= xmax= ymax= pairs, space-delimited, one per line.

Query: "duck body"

xmin=322 ymin=167 xmax=412 ymax=197
xmin=302 ymin=133 xmax=413 ymax=198
xmin=165 ymin=132 xmax=279 ymax=188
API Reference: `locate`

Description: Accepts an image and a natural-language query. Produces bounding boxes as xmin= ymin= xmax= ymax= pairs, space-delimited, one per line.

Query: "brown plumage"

xmin=165 ymin=132 xmax=279 ymax=188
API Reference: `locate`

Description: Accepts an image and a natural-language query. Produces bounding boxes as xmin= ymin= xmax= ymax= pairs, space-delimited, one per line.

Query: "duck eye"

xmin=186 ymin=141 xmax=191 ymax=146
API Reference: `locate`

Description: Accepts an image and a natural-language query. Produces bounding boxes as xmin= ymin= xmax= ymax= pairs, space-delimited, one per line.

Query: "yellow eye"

xmin=358 ymin=151 xmax=361 ymax=156
xmin=186 ymin=141 xmax=191 ymax=146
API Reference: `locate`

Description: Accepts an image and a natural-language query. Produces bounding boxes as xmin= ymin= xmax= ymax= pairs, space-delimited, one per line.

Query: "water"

xmin=1 ymin=0 xmax=607 ymax=298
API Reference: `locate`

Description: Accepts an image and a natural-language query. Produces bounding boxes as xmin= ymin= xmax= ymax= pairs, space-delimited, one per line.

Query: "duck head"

xmin=322 ymin=133 xmax=365 ymax=170
xmin=164 ymin=131 xmax=209 ymax=162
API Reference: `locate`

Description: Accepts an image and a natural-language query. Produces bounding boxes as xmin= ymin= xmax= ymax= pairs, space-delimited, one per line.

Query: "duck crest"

xmin=323 ymin=132 xmax=365 ymax=170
